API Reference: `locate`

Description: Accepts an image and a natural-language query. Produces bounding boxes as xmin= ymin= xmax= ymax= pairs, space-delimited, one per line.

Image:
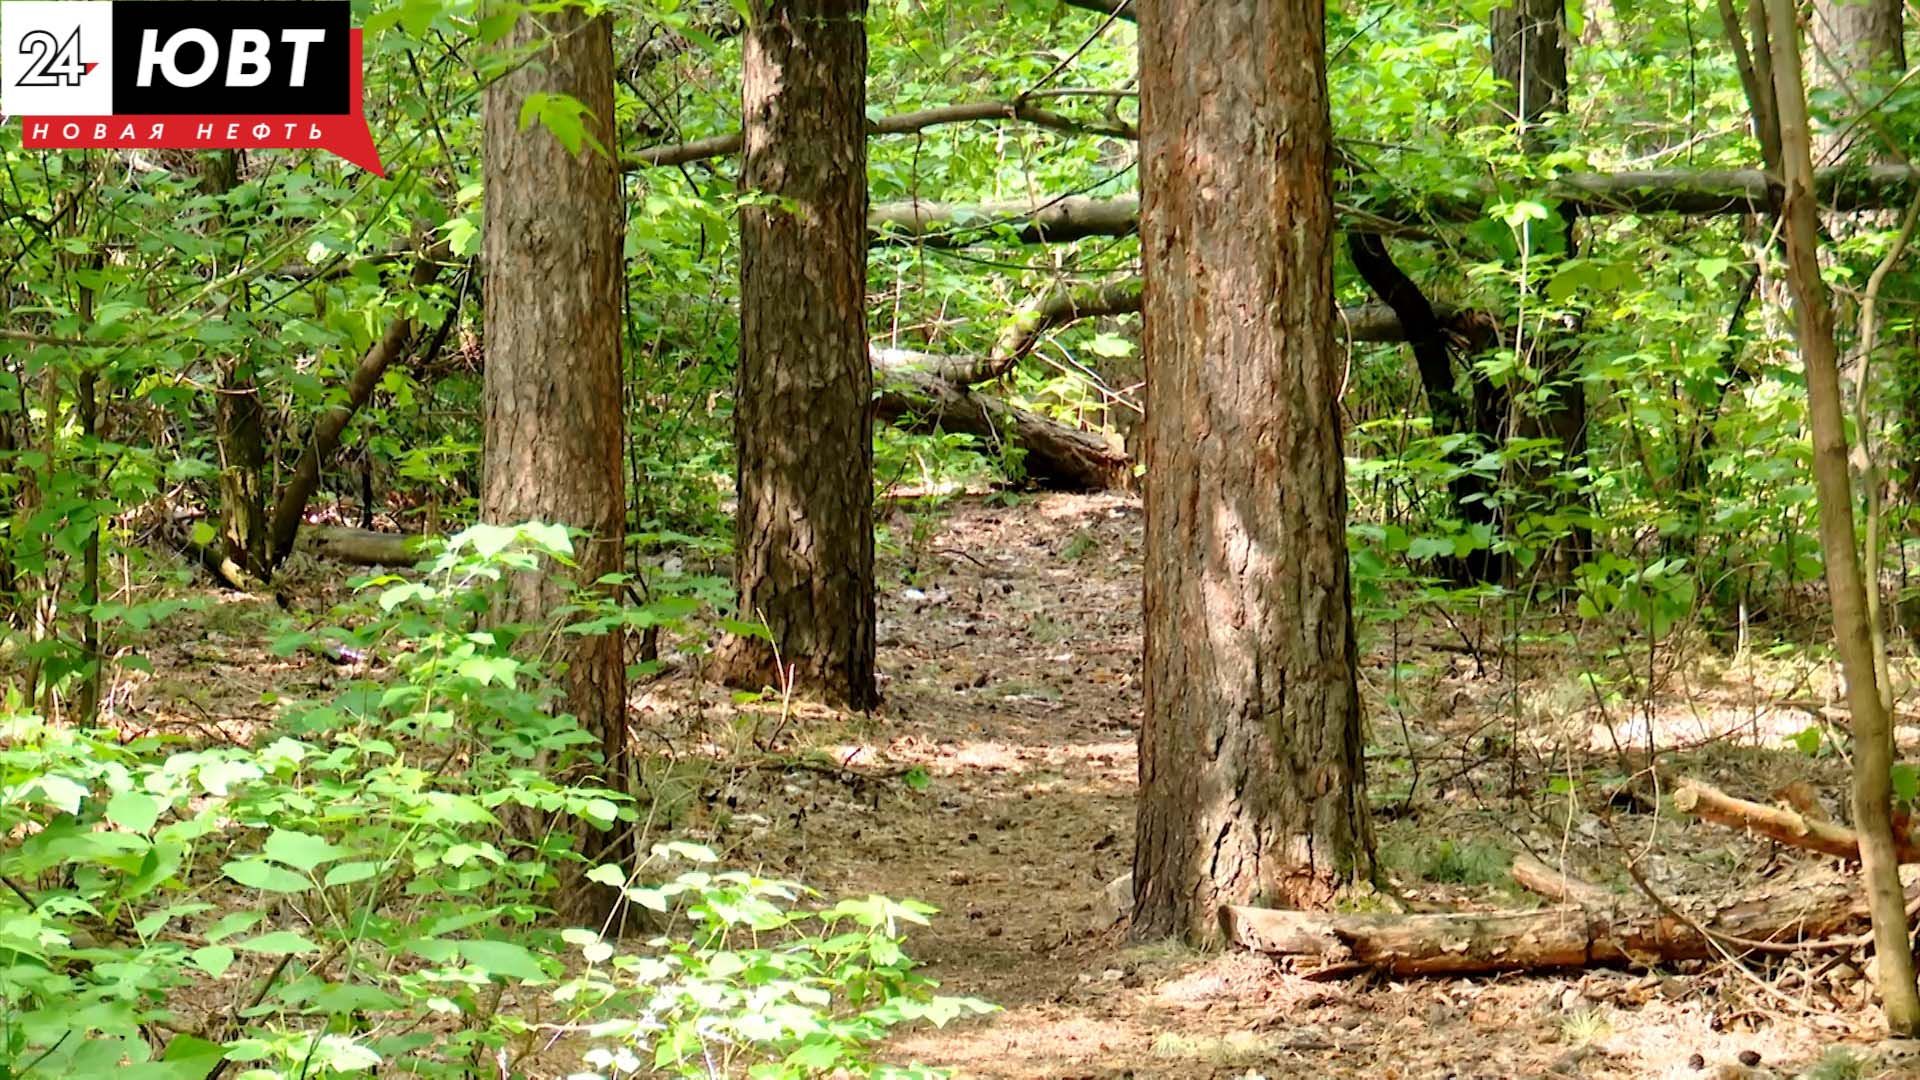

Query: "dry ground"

xmin=103 ymin=492 xmax=1920 ymax=1079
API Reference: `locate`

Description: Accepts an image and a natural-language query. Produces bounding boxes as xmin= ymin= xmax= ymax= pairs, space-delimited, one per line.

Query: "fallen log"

xmin=1225 ymin=871 xmax=1888 ymax=976
xmin=1673 ymin=779 xmax=1920 ymax=863
xmin=265 ymin=242 xmax=452 ymax=569
xmin=885 ymin=292 xmax=1427 ymax=388
xmin=873 ymin=367 xmax=1132 ymax=491
xmin=625 ymin=98 xmax=1133 ymax=170
xmin=866 ymin=164 xmax=1920 ymax=246
xmin=1510 ymin=854 xmax=1617 ymax=908
xmin=295 ymin=526 xmax=433 ymax=567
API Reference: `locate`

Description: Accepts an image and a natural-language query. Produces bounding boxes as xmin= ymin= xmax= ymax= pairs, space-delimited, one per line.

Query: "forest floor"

xmin=118 ymin=491 xmax=1920 ymax=1079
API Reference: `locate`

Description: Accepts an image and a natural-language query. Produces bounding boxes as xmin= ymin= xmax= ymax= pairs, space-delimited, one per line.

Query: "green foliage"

xmin=0 ymin=530 xmax=981 ymax=1078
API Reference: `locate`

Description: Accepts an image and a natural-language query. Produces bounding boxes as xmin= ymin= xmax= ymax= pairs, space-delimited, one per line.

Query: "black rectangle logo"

xmin=112 ymin=0 xmax=348 ymax=114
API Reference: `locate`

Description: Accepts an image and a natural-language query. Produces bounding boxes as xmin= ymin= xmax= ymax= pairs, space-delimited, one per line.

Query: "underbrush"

xmin=0 ymin=524 xmax=990 ymax=1078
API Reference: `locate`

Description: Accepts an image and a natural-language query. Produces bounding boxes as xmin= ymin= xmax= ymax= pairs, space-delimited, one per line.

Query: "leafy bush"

xmin=0 ymin=524 xmax=987 ymax=1078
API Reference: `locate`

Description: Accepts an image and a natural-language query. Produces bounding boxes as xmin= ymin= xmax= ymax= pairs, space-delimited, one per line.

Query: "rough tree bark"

xmin=1809 ymin=0 xmax=1904 ymax=163
xmin=1764 ymin=0 xmax=1920 ymax=1035
xmin=711 ymin=0 xmax=878 ymax=710
xmin=482 ymin=3 xmax=631 ymax=920
xmin=1131 ymin=0 xmax=1373 ymax=944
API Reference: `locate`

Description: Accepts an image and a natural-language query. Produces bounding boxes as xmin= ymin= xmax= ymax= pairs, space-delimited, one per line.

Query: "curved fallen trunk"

xmin=873 ymin=367 xmax=1132 ymax=491
xmin=295 ymin=526 xmax=433 ymax=567
xmin=1674 ymin=778 xmax=1920 ymax=863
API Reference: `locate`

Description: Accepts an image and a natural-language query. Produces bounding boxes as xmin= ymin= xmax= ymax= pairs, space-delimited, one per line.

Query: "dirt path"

xmin=113 ymin=492 xmax=1919 ymax=1078
xmin=727 ymin=494 xmax=1889 ymax=1079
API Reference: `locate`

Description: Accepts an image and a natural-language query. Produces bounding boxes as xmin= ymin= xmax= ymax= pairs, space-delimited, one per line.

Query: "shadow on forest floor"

xmin=109 ymin=492 xmax=1920 ymax=1078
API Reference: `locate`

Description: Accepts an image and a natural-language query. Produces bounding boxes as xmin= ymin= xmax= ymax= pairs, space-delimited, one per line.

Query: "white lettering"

xmin=226 ymin=28 xmax=273 ymax=87
xmin=195 ymin=123 xmax=215 ymax=139
xmin=281 ymin=28 xmax=327 ymax=87
xmin=138 ymin=28 xmax=220 ymax=88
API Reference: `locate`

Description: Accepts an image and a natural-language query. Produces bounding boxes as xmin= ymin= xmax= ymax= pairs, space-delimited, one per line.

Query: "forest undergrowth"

xmin=96 ymin=491 xmax=1920 ymax=1080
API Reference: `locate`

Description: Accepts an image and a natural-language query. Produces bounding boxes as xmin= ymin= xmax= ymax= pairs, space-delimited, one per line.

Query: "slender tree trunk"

xmin=1345 ymin=232 xmax=1505 ymax=583
xmin=1764 ymin=0 xmax=1920 ymax=1035
xmin=712 ymin=0 xmax=877 ymax=710
xmin=74 ymin=265 xmax=101 ymax=724
xmin=1493 ymin=0 xmax=1590 ymax=579
xmin=482 ymin=4 xmax=631 ymax=921
xmin=214 ymin=368 xmax=269 ymax=574
xmin=198 ymin=153 xmax=270 ymax=579
xmin=1131 ymin=0 xmax=1373 ymax=945
xmin=0 ymin=353 xmax=18 ymax=618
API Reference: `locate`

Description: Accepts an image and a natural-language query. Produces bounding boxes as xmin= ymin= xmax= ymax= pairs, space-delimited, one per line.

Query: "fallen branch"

xmin=264 ymin=242 xmax=453 ymax=569
xmin=896 ymin=287 xmax=1426 ymax=387
xmin=294 ymin=526 xmax=433 ymax=567
xmin=1225 ymin=871 xmax=1888 ymax=976
xmin=1673 ymin=778 xmax=1920 ymax=863
xmin=626 ymin=98 xmax=1134 ymax=170
xmin=872 ymin=366 xmax=1132 ymax=490
xmin=867 ymin=164 xmax=1920 ymax=246
xmin=1510 ymin=854 xmax=1616 ymax=908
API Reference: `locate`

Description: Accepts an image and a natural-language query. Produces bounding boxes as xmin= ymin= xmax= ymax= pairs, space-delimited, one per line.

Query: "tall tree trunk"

xmin=199 ymin=153 xmax=270 ymax=578
xmin=712 ymin=0 xmax=877 ymax=710
xmin=1131 ymin=0 xmax=1373 ymax=945
xmin=1492 ymin=0 xmax=1589 ymax=579
xmin=1810 ymin=0 xmax=1904 ymax=163
xmin=1492 ymin=0 xmax=1569 ymax=138
xmin=481 ymin=4 xmax=631 ymax=921
xmin=1764 ymin=0 xmax=1920 ymax=1035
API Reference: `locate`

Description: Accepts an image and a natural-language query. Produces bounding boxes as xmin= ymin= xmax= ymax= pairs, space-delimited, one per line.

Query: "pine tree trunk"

xmin=481 ymin=5 xmax=631 ymax=922
xmin=1131 ymin=0 xmax=1373 ymax=945
xmin=713 ymin=0 xmax=878 ymax=710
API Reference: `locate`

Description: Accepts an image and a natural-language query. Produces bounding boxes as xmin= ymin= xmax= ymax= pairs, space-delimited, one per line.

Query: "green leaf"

xmin=30 ymin=774 xmax=88 ymax=814
xmin=398 ymin=0 xmax=440 ymax=36
xmin=323 ymin=861 xmax=380 ymax=887
xmin=1895 ymin=764 xmax=1919 ymax=805
xmin=107 ymin=790 xmax=162 ymax=832
xmin=188 ymin=945 xmax=235 ymax=977
xmin=263 ymin=828 xmax=349 ymax=872
xmin=785 ymin=1040 xmax=842 ymax=1070
xmin=204 ymin=910 xmax=265 ymax=943
xmin=580 ymin=798 xmax=619 ymax=827
xmin=223 ymin=857 xmax=312 ymax=893
xmin=460 ymin=939 xmax=549 ymax=983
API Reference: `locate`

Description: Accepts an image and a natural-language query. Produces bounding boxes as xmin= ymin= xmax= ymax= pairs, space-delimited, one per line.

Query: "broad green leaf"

xmin=188 ymin=945 xmax=235 ymax=977
xmin=107 ymin=790 xmax=162 ymax=832
xmin=223 ymin=858 xmax=312 ymax=893
xmin=263 ymin=828 xmax=349 ymax=872
xmin=460 ymin=939 xmax=549 ymax=983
